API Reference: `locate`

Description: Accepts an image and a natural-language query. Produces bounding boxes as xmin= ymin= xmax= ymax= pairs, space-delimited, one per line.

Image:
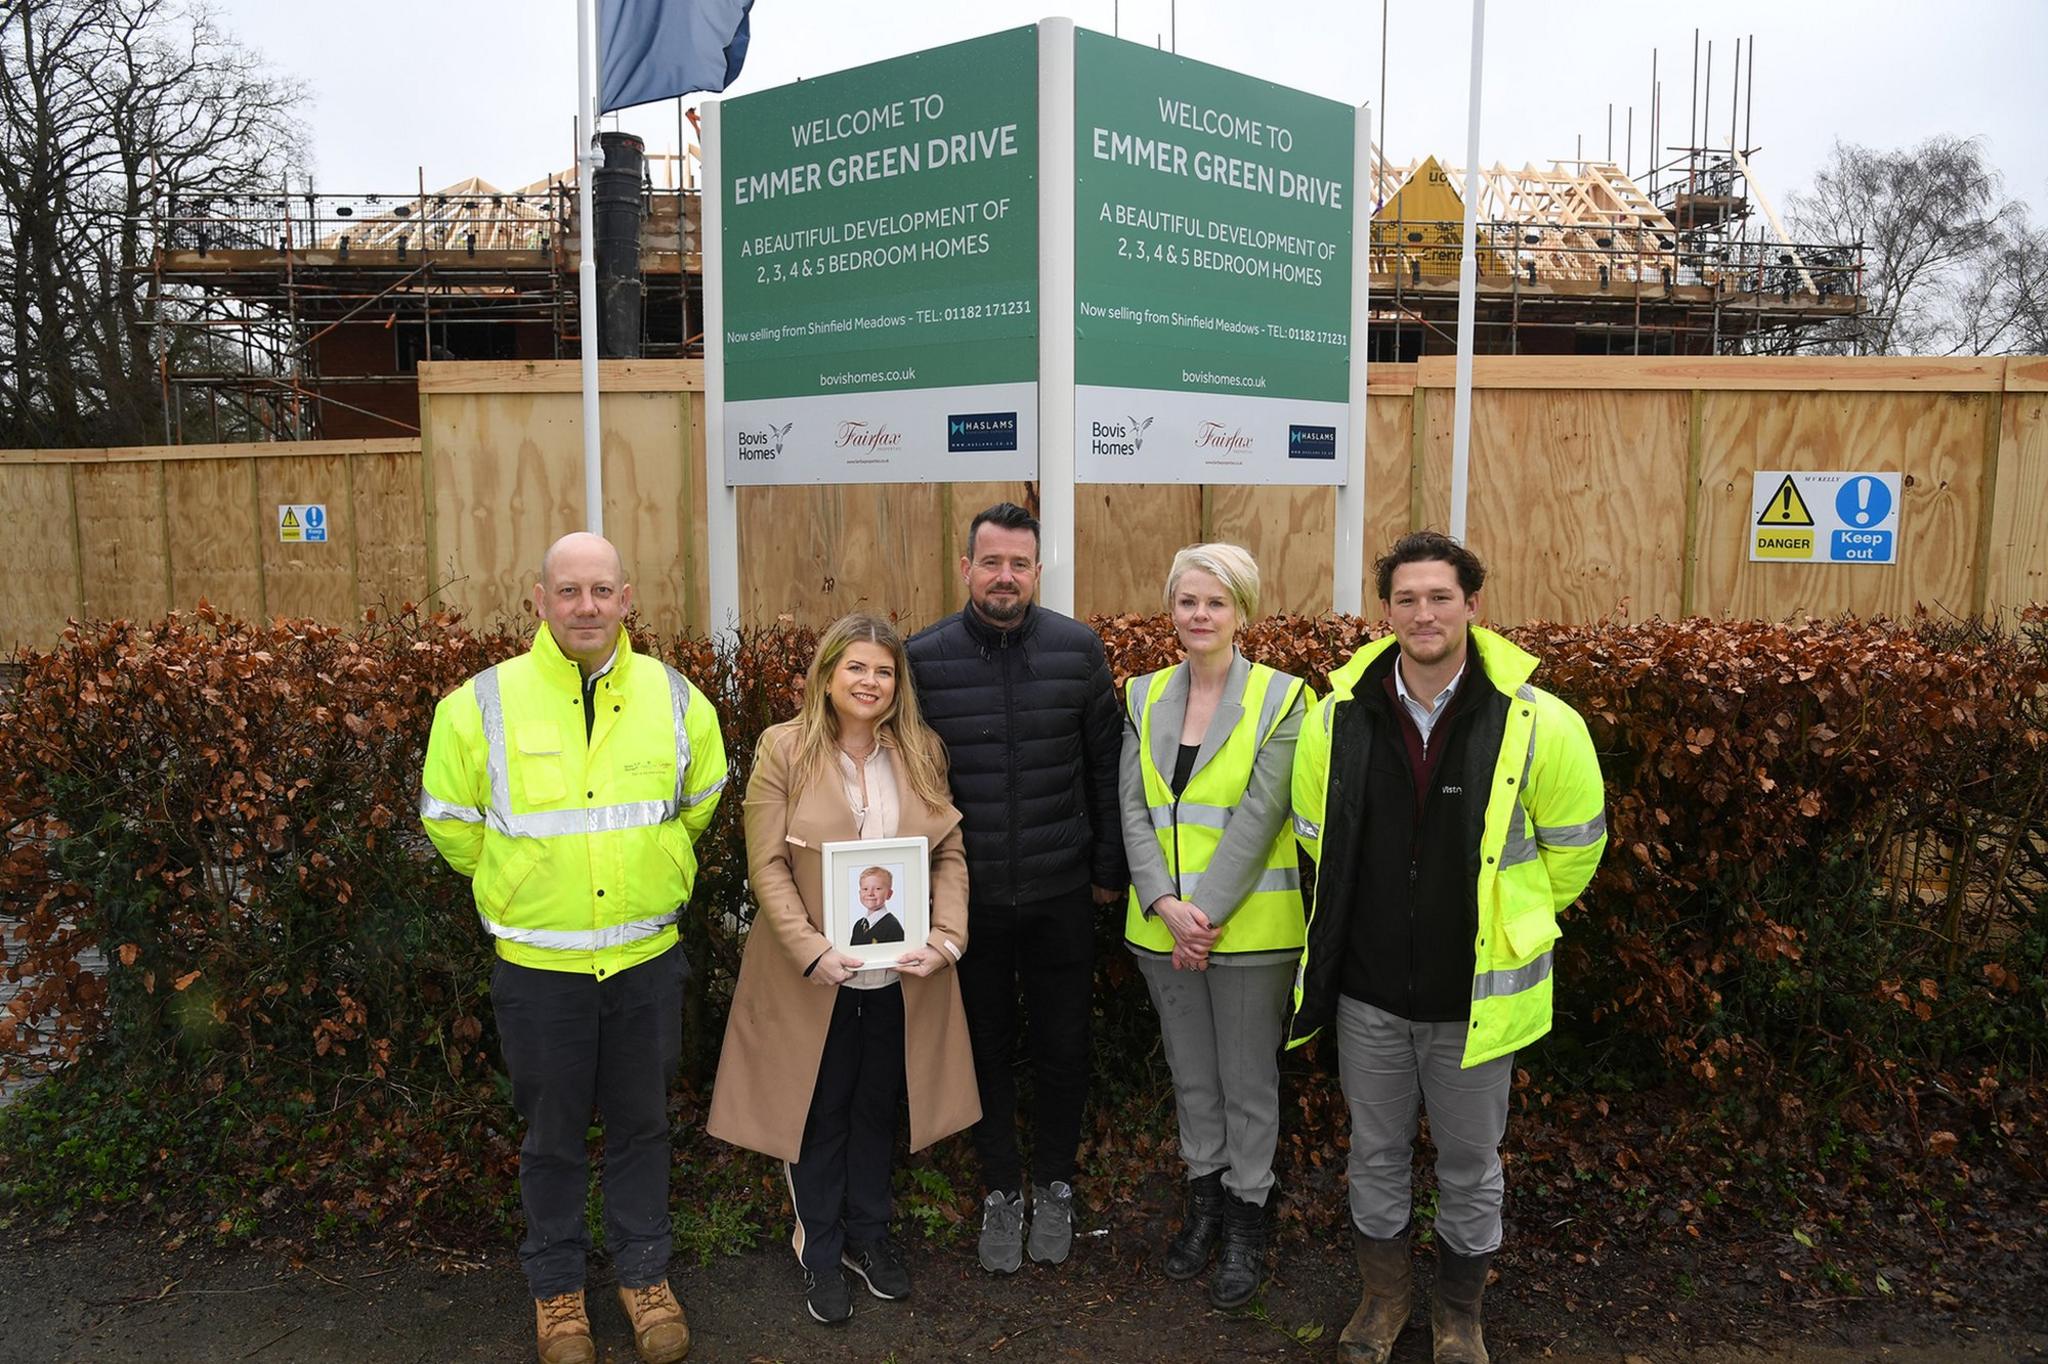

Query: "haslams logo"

xmin=834 ymin=420 xmax=903 ymax=451
xmin=737 ymin=421 xmax=792 ymax=461
xmin=1195 ymin=421 xmax=1254 ymax=455
xmin=1090 ymin=415 xmax=1153 ymax=458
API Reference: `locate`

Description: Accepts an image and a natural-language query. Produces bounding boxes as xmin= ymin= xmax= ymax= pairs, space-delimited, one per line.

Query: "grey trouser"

xmin=1335 ymin=995 xmax=1514 ymax=1257
xmin=492 ymin=944 xmax=686 ymax=1298
xmin=1137 ymin=953 xmax=1295 ymax=1207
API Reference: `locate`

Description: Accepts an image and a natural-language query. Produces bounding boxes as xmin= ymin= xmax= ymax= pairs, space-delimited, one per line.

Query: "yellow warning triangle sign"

xmin=281 ymin=507 xmax=300 ymax=528
xmin=1756 ymin=475 xmax=1814 ymax=527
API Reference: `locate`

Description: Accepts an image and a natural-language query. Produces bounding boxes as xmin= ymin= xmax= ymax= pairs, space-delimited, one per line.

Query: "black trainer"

xmin=803 ymin=1267 xmax=854 ymax=1325
xmin=843 ymin=1237 xmax=912 ymax=1300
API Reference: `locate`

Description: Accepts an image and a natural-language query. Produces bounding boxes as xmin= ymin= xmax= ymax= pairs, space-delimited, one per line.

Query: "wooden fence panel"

xmin=6 ymin=357 xmax=2045 ymax=652
xmin=257 ymin=454 xmax=357 ymax=623
xmin=738 ymin=483 xmax=957 ymax=625
xmin=1989 ymin=387 xmax=2048 ymax=616
xmin=1076 ymin=484 xmax=1202 ymax=619
xmin=166 ymin=458 xmax=264 ymax=619
xmin=0 ymin=466 xmax=75 ymax=648
xmin=1695 ymin=391 xmax=1988 ymax=620
xmin=76 ymin=462 xmax=167 ymax=624
xmin=353 ymin=451 xmax=429 ymax=617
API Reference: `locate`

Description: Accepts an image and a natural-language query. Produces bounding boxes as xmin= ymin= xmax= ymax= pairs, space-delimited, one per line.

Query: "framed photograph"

xmin=821 ymin=835 xmax=930 ymax=970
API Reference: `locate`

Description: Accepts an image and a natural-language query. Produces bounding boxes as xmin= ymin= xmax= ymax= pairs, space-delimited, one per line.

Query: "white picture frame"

xmin=821 ymin=835 xmax=930 ymax=970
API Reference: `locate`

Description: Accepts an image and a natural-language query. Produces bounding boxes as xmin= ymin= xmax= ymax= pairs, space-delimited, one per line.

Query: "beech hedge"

xmin=1 ymin=606 xmax=2042 ymax=1230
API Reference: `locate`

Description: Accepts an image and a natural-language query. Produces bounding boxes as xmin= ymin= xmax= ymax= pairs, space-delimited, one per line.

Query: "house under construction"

xmin=146 ymin=40 xmax=1862 ymax=441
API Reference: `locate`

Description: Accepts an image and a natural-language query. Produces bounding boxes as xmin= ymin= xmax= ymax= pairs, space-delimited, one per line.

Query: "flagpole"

xmin=576 ymin=0 xmax=605 ymax=535
xmin=1449 ymin=0 xmax=1485 ymax=545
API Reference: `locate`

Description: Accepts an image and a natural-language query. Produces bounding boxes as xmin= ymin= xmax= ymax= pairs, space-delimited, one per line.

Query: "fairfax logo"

xmin=1195 ymin=421 xmax=1253 ymax=454
xmin=737 ymin=421 xmax=793 ymax=461
xmin=835 ymin=421 xmax=902 ymax=450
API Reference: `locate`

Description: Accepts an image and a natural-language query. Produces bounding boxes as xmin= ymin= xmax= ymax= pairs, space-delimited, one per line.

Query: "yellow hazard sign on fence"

xmin=1755 ymin=474 xmax=1815 ymax=527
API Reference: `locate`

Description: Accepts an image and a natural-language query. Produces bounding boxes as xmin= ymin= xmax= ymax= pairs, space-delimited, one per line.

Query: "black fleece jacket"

xmin=907 ymin=604 xmax=1127 ymax=907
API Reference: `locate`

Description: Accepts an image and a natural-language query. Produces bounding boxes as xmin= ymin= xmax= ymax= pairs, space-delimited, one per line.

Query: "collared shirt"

xmin=577 ymin=643 xmax=621 ymax=741
xmin=1393 ymin=655 xmax=1467 ymax=755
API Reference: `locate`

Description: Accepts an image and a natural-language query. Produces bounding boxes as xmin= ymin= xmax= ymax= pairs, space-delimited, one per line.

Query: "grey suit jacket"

xmin=1118 ymin=649 xmax=1305 ymax=934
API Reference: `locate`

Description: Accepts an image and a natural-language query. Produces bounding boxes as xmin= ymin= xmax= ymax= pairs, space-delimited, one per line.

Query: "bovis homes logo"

xmin=834 ymin=420 xmax=903 ymax=451
xmin=1194 ymin=421 xmax=1254 ymax=455
xmin=1089 ymin=415 xmax=1153 ymax=458
xmin=947 ymin=411 xmax=1019 ymax=453
xmin=737 ymin=420 xmax=793 ymax=462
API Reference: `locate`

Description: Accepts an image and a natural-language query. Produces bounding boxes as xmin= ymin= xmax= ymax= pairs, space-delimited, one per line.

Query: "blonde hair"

xmin=791 ymin=613 xmax=953 ymax=812
xmin=859 ymin=866 xmax=894 ymax=889
xmin=1163 ymin=543 xmax=1261 ymax=622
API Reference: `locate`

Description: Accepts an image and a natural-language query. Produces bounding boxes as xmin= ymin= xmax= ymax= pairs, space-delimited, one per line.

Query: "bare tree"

xmin=0 ymin=0 xmax=303 ymax=447
xmin=1785 ymin=136 xmax=2043 ymax=357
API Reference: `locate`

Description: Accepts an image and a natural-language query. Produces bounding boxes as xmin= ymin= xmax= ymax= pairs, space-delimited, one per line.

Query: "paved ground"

xmin=4 ymin=1222 xmax=2042 ymax=1364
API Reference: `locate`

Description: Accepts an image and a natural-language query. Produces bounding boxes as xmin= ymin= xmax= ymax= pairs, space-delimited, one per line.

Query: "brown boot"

xmin=533 ymin=1291 xmax=595 ymax=1364
xmin=1339 ymin=1226 xmax=1413 ymax=1363
xmin=1430 ymin=1248 xmax=1492 ymax=1364
xmin=618 ymin=1279 xmax=692 ymax=1363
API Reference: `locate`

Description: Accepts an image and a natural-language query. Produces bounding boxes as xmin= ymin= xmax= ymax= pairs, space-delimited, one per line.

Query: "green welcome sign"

xmin=710 ymin=24 xmax=1358 ymax=489
xmin=718 ymin=26 xmax=1039 ymax=484
xmin=1072 ymin=30 xmax=1353 ymax=484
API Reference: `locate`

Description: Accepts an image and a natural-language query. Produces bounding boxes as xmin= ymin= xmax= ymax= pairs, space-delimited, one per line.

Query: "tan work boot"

xmin=1339 ymin=1226 xmax=1413 ymax=1364
xmin=1430 ymin=1248 xmax=1492 ymax=1364
xmin=533 ymin=1290 xmax=596 ymax=1364
xmin=618 ymin=1279 xmax=692 ymax=1363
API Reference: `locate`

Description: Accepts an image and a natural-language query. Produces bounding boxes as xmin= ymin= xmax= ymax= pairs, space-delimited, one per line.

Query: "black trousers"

xmin=789 ymin=982 xmax=906 ymax=1274
xmin=956 ymin=887 xmax=1096 ymax=1194
xmin=491 ymin=944 xmax=685 ymax=1298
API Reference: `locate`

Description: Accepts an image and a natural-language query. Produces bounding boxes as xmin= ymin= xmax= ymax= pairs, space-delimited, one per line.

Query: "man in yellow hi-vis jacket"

xmin=1290 ymin=532 xmax=1604 ymax=1364
xmin=422 ymin=532 xmax=726 ymax=1364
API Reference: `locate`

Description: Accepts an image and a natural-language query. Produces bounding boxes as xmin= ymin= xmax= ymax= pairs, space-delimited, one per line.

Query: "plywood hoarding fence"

xmin=4 ymin=356 xmax=2043 ymax=652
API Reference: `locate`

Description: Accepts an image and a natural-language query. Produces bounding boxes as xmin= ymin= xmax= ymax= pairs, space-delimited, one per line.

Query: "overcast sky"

xmin=215 ymin=0 xmax=2046 ymax=218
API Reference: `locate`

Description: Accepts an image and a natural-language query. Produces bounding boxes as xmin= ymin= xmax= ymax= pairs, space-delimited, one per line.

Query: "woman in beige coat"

xmin=707 ymin=613 xmax=978 ymax=1327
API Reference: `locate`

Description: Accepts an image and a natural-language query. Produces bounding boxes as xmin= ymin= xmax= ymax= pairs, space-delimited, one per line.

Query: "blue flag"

xmin=599 ymin=0 xmax=754 ymax=113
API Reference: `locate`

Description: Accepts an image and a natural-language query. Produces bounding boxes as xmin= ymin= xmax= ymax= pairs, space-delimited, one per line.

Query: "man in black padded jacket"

xmin=907 ymin=502 xmax=1127 ymax=1275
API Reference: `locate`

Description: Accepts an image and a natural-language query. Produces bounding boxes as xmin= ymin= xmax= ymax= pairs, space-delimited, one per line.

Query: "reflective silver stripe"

xmin=1292 ymin=812 xmax=1322 ymax=840
xmin=1499 ymin=719 xmax=1541 ymax=867
xmin=495 ymin=801 xmax=679 ymax=839
xmin=1127 ymin=672 xmax=1152 ymax=731
xmin=681 ymin=777 xmax=726 ymax=808
xmin=477 ymin=909 xmax=680 ymax=952
xmin=1252 ymin=669 xmax=1295 ymax=746
xmin=1536 ymin=812 xmax=1607 ymax=847
xmin=1471 ymin=950 xmax=1554 ymax=1001
xmin=420 ymin=791 xmax=484 ymax=824
xmin=1182 ymin=866 xmax=1300 ymax=899
xmin=474 ymin=665 xmax=513 ymax=828
xmin=1500 ymin=823 xmax=1539 ymax=868
xmin=476 ymin=662 xmax=698 ymax=841
xmin=1150 ymin=801 xmax=1232 ymax=830
xmin=663 ymin=664 xmax=695 ymax=809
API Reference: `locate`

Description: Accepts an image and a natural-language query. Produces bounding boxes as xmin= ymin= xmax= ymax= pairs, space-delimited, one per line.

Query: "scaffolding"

xmin=145 ymin=154 xmax=702 ymax=441
xmin=144 ymin=34 xmax=1864 ymax=438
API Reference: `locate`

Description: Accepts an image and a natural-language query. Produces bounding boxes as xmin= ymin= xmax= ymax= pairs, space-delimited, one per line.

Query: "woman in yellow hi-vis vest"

xmin=1118 ymin=544 xmax=1309 ymax=1310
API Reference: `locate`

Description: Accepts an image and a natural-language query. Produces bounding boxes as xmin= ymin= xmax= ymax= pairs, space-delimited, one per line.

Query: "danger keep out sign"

xmin=1750 ymin=471 xmax=1900 ymax=565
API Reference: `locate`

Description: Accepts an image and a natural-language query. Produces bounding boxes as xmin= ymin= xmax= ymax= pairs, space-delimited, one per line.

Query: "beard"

xmin=973 ymin=589 xmax=1027 ymax=623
